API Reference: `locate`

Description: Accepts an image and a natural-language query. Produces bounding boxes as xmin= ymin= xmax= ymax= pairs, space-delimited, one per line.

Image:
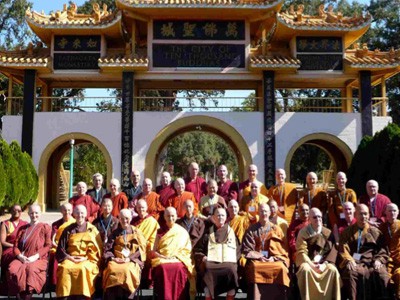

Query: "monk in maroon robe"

xmin=103 ymin=178 xmax=128 ymax=218
xmin=7 ymin=204 xmax=51 ymax=299
xmin=287 ymin=203 xmax=309 ymax=263
xmin=216 ymin=165 xmax=238 ymax=202
xmin=358 ymin=179 xmax=391 ymax=223
xmin=69 ymin=181 xmax=100 ymax=222
xmin=185 ymin=162 xmax=207 ymax=203
xmin=0 ymin=204 xmax=27 ymax=293
xmin=156 ymin=171 xmax=176 ymax=207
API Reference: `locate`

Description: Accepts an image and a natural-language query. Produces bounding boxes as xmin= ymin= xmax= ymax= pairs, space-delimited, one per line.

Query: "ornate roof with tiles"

xmin=250 ymin=55 xmax=300 ymax=70
xmin=0 ymin=43 xmax=51 ymax=70
xmin=273 ymin=4 xmax=371 ymax=48
xmin=116 ymin=0 xmax=284 ymax=19
xmin=26 ymin=2 xmax=123 ymax=45
xmin=99 ymin=56 xmax=149 ymax=71
xmin=345 ymin=44 xmax=400 ymax=70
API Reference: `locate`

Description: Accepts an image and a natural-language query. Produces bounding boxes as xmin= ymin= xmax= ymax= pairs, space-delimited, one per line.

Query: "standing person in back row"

xmin=87 ymin=173 xmax=108 ymax=205
xmin=328 ymin=172 xmax=357 ymax=228
xmin=238 ymin=164 xmax=268 ymax=201
xmin=123 ymin=170 xmax=142 ymax=203
xmin=268 ymin=169 xmax=298 ymax=223
xmin=217 ymin=165 xmax=238 ymax=202
xmin=185 ymin=162 xmax=207 ymax=203
xmin=358 ymin=179 xmax=391 ymax=223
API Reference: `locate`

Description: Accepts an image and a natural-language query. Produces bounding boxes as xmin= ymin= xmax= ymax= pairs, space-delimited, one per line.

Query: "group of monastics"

xmin=1 ymin=163 xmax=399 ymax=299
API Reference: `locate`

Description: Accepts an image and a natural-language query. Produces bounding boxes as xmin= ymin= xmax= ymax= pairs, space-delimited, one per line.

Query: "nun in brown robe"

xmin=194 ymin=208 xmax=240 ymax=300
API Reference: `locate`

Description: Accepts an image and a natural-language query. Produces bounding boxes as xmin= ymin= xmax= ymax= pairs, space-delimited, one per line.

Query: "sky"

xmin=31 ymin=0 xmax=371 ymax=13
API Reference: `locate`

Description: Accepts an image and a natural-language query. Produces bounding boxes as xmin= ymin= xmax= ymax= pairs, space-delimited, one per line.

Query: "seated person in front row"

xmin=103 ymin=209 xmax=146 ymax=300
xmin=56 ymin=205 xmax=103 ymax=299
xmin=194 ymin=208 xmax=240 ymax=300
xmin=295 ymin=208 xmax=340 ymax=300
xmin=379 ymin=203 xmax=400 ymax=299
xmin=92 ymin=198 xmax=119 ymax=243
xmin=242 ymin=203 xmax=290 ymax=300
xmin=49 ymin=203 xmax=75 ymax=288
xmin=150 ymin=207 xmax=194 ymax=300
xmin=339 ymin=204 xmax=390 ymax=300
xmin=7 ymin=204 xmax=51 ymax=300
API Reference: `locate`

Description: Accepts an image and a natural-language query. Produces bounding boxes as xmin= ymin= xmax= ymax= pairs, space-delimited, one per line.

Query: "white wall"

xmin=2 ymin=113 xmax=121 ymax=179
xmin=2 ymin=113 xmax=392 ymax=185
xmin=132 ymin=112 xmax=264 ymax=181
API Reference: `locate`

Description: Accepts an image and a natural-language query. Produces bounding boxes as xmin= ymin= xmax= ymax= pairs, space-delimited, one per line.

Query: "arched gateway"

xmin=145 ymin=115 xmax=253 ymax=183
xmin=0 ymin=1 xmax=397 ymax=210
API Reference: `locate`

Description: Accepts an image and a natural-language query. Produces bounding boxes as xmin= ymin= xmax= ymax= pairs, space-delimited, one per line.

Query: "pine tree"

xmin=0 ymin=157 xmax=7 ymax=207
xmin=24 ymin=152 xmax=38 ymax=204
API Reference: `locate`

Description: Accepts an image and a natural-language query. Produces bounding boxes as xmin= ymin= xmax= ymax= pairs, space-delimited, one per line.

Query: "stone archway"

xmin=284 ymin=133 xmax=353 ymax=181
xmin=145 ymin=115 xmax=252 ymax=183
xmin=37 ymin=133 xmax=113 ymax=211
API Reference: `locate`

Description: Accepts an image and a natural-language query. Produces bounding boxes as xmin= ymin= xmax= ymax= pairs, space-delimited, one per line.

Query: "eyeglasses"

xmin=312 ymin=215 xmax=322 ymax=219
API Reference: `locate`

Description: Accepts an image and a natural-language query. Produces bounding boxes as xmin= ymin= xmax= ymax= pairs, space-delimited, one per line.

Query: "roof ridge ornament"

xmin=26 ymin=2 xmax=113 ymax=24
xmin=280 ymin=3 xmax=371 ymax=27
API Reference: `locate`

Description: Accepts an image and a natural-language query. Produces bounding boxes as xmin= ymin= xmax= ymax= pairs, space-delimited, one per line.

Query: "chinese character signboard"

xmin=152 ymin=20 xmax=246 ymax=69
xmin=153 ymin=20 xmax=245 ymax=40
xmin=296 ymin=37 xmax=343 ymax=71
xmin=153 ymin=44 xmax=245 ymax=68
xmin=53 ymin=35 xmax=101 ymax=70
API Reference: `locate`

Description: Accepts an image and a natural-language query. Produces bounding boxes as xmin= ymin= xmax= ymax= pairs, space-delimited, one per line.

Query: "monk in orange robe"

xmin=238 ymin=164 xmax=268 ymax=201
xmin=328 ymin=172 xmax=357 ymax=227
xmin=103 ymin=178 xmax=128 ymax=218
xmin=134 ymin=178 xmax=164 ymax=220
xmin=168 ymin=178 xmax=198 ymax=218
xmin=298 ymin=172 xmax=328 ymax=221
xmin=268 ymin=168 xmax=298 ymax=223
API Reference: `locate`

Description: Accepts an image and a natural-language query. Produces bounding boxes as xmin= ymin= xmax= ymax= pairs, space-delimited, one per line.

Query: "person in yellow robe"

xmin=150 ymin=207 xmax=194 ymax=300
xmin=103 ymin=208 xmax=147 ymax=299
xmin=380 ymin=203 xmax=400 ymax=299
xmin=242 ymin=203 xmax=290 ymax=299
xmin=238 ymin=164 xmax=269 ymax=201
xmin=49 ymin=203 xmax=75 ymax=287
xmin=268 ymin=199 xmax=288 ymax=248
xmin=296 ymin=208 xmax=340 ymax=300
xmin=240 ymin=181 xmax=269 ymax=224
xmin=268 ymin=168 xmax=298 ymax=224
xmin=55 ymin=204 xmax=103 ymax=299
xmin=131 ymin=199 xmax=160 ymax=288
xmin=227 ymin=200 xmax=250 ymax=244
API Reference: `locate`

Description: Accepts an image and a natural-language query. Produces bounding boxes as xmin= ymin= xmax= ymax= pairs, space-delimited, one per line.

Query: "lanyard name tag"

xmin=248 ymin=206 xmax=256 ymax=212
xmin=261 ymin=250 xmax=269 ymax=257
xmin=313 ymin=254 xmax=322 ymax=263
xmin=340 ymin=213 xmax=345 ymax=219
xmin=121 ymin=248 xmax=130 ymax=258
xmin=353 ymin=253 xmax=362 ymax=260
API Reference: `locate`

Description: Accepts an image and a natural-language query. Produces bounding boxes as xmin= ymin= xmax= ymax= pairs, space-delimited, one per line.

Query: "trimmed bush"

xmin=348 ymin=123 xmax=400 ymax=204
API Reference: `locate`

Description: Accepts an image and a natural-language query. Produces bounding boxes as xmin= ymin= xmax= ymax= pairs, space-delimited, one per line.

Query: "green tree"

xmin=24 ymin=152 xmax=38 ymax=203
xmin=65 ymin=143 xmax=107 ymax=186
xmin=347 ymin=123 xmax=400 ymax=205
xmin=10 ymin=141 xmax=34 ymax=207
xmin=290 ymin=144 xmax=331 ymax=186
xmin=165 ymin=132 xmax=238 ymax=180
xmin=0 ymin=139 xmax=22 ymax=207
xmin=78 ymin=0 xmax=117 ymax=14
xmin=0 ymin=0 xmax=33 ymax=49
